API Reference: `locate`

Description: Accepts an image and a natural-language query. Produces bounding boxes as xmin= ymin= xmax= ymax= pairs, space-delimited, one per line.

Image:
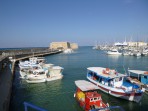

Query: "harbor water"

xmin=10 ymin=46 xmax=148 ymax=111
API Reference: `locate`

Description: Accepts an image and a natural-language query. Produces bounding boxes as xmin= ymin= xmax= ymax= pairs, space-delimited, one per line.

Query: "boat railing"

xmin=89 ymin=106 xmax=125 ymax=111
xmin=24 ymin=102 xmax=48 ymax=111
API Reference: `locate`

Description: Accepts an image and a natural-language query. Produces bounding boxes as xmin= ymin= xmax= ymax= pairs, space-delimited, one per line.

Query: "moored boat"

xmin=106 ymin=49 xmax=122 ymax=55
xmin=19 ymin=65 xmax=43 ymax=79
xmin=86 ymin=67 xmax=144 ymax=102
xmin=74 ymin=80 xmax=109 ymax=111
xmin=19 ymin=57 xmax=64 ymax=83
xmin=25 ymin=66 xmax=64 ymax=83
xmin=26 ymin=69 xmax=48 ymax=83
xmin=19 ymin=57 xmax=45 ymax=69
xmin=128 ymin=69 xmax=148 ymax=94
xmin=46 ymin=66 xmax=64 ymax=81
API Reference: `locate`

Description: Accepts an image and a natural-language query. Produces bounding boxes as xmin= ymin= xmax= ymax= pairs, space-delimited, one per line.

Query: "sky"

xmin=0 ymin=0 xmax=148 ymax=48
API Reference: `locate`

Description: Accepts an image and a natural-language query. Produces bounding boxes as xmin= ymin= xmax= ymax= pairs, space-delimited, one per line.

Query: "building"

xmin=70 ymin=43 xmax=78 ymax=49
xmin=50 ymin=42 xmax=78 ymax=50
xmin=128 ymin=42 xmax=147 ymax=47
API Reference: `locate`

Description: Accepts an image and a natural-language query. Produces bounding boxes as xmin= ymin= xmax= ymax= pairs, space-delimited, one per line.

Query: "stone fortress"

xmin=50 ymin=42 xmax=78 ymax=50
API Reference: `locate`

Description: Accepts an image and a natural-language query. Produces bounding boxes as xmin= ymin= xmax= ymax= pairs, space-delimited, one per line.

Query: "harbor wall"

xmin=0 ymin=58 xmax=13 ymax=111
xmin=0 ymin=47 xmax=49 ymax=57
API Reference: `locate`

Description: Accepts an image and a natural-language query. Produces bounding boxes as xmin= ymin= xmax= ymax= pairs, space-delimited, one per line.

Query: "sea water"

xmin=10 ymin=46 xmax=148 ymax=111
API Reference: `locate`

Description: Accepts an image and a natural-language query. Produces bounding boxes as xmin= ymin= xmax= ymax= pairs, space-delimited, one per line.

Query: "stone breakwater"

xmin=0 ymin=47 xmax=49 ymax=58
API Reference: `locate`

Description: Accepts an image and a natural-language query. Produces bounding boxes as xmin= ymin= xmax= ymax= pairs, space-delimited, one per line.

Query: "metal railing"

xmin=89 ymin=106 xmax=125 ymax=111
xmin=24 ymin=102 xmax=48 ymax=111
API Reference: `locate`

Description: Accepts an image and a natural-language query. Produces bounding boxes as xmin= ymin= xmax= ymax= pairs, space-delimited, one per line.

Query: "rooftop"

xmin=87 ymin=67 xmax=127 ymax=79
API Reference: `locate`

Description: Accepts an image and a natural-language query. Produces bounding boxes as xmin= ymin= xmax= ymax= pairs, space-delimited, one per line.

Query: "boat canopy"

xmin=87 ymin=67 xmax=127 ymax=79
xmin=128 ymin=70 xmax=148 ymax=76
xmin=75 ymin=80 xmax=99 ymax=92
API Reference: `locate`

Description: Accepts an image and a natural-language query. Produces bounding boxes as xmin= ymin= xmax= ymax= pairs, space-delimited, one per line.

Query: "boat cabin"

xmin=85 ymin=91 xmax=107 ymax=110
xmin=128 ymin=70 xmax=148 ymax=85
xmin=141 ymin=75 xmax=148 ymax=85
xmin=28 ymin=57 xmax=45 ymax=65
xmin=87 ymin=67 xmax=125 ymax=88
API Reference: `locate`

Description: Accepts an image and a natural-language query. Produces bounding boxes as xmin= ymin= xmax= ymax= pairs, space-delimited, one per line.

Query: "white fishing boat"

xmin=19 ymin=56 xmax=64 ymax=83
xmin=46 ymin=66 xmax=64 ymax=81
xmin=87 ymin=67 xmax=144 ymax=102
xmin=19 ymin=57 xmax=47 ymax=78
xmin=106 ymin=49 xmax=122 ymax=55
xmin=26 ymin=69 xmax=48 ymax=83
xmin=19 ymin=64 xmax=42 ymax=78
xmin=25 ymin=66 xmax=64 ymax=83
xmin=19 ymin=61 xmax=38 ymax=69
xmin=19 ymin=57 xmax=45 ymax=69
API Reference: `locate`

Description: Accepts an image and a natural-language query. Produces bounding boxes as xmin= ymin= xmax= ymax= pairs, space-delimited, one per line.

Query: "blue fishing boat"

xmin=128 ymin=69 xmax=148 ymax=94
xmin=86 ymin=67 xmax=145 ymax=103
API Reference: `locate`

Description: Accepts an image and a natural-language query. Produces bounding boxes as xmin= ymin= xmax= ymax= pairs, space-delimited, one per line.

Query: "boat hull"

xmin=107 ymin=52 xmax=122 ymax=55
xmin=26 ymin=75 xmax=63 ymax=83
xmin=46 ymin=75 xmax=63 ymax=81
xmin=26 ymin=79 xmax=46 ymax=83
xmin=87 ymin=76 xmax=143 ymax=103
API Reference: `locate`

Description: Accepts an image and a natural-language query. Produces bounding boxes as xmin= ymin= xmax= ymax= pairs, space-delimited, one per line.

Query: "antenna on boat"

xmin=128 ymin=67 xmax=130 ymax=76
xmin=123 ymin=65 xmax=127 ymax=75
xmin=114 ymin=66 xmax=118 ymax=73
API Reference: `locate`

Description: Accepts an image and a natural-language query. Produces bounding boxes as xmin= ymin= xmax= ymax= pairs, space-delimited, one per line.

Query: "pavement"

xmin=0 ymin=63 xmax=13 ymax=111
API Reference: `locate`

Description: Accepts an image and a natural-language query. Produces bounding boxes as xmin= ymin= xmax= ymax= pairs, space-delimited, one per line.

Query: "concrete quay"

xmin=0 ymin=49 xmax=62 ymax=111
xmin=0 ymin=59 xmax=12 ymax=111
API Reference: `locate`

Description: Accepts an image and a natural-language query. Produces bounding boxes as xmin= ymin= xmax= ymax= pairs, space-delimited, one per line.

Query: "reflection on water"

xmin=10 ymin=46 xmax=148 ymax=111
xmin=107 ymin=55 xmax=120 ymax=62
